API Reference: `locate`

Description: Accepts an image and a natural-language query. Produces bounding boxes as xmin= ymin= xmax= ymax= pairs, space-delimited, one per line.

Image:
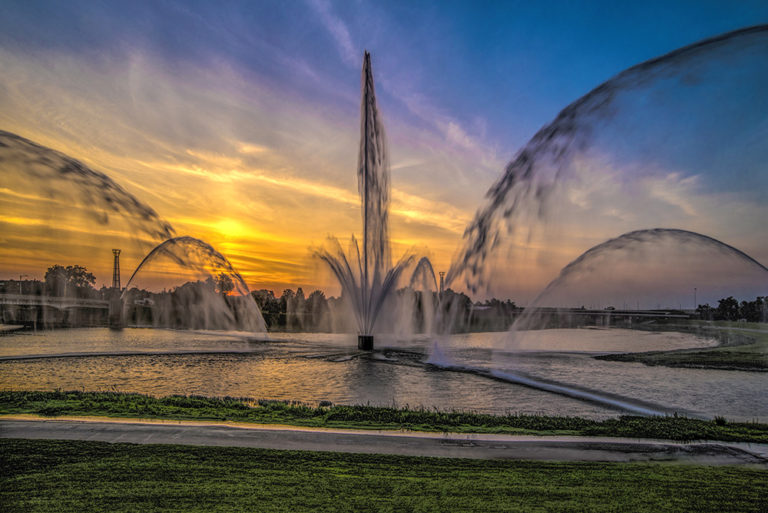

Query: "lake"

xmin=1 ymin=327 xmax=764 ymax=421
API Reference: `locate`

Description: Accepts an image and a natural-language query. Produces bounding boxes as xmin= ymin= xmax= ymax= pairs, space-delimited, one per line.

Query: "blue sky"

xmin=3 ymin=0 xmax=766 ymax=153
xmin=1 ymin=0 xmax=766 ymax=304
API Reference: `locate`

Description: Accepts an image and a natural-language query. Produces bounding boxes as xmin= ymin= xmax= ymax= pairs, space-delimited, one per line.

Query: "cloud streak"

xmin=307 ymin=0 xmax=359 ymax=67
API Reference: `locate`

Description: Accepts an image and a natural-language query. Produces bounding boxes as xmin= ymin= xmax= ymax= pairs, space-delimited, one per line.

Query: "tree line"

xmin=1 ymin=264 xmax=765 ymax=327
xmin=1 ymin=265 xmax=101 ymax=298
xmin=696 ymin=296 xmax=767 ymax=322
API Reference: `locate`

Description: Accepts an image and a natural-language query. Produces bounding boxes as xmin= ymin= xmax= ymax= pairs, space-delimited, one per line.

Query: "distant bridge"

xmin=470 ymin=305 xmax=692 ymax=320
xmin=0 ymin=294 xmax=109 ymax=310
xmin=533 ymin=307 xmax=691 ymax=319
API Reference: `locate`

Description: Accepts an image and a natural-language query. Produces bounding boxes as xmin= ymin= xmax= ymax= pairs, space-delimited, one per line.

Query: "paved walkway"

xmin=3 ymin=417 xmax=767 ymax=465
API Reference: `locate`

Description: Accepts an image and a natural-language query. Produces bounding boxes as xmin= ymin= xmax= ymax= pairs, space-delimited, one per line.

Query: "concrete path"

xmin=2 ymin=417 xmax=767 ymax=466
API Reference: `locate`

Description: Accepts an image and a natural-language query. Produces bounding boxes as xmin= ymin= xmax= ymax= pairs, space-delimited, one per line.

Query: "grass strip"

xmin=2 ymin=390 xmax=767 ymax=443
xmin=596 ymin=349 xmax=768 ymax=370
xmin=595 ymin=322 xmax=768 ymax=371
xmin=2 ymin=438 xmax=767 ymax=513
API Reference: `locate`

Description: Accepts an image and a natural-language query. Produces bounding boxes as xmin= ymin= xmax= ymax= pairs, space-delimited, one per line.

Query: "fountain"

xmin=510 ymin=228 xmax=768 ymax=333
xmin=121 ymin=236 xmax=267 ymax=332
xmin=0 ymin=130 xmax=266 ymax=332
xmin=446 ymin=25 xmax=768 ymax=299
xmin=423 ymin=26 xmax=768 ymax=412
xmin=0 ymin=130 xmax=175 ymax=243
xmin=315 ymin=51 xmax=437 ymax=350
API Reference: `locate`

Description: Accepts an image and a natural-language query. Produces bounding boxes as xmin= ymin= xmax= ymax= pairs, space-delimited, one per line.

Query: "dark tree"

xmin=44 ymin=265 xmax=96 ymax=297
xmin=252 ymin=289 xmax=276 ymax=309
xmin=216 ymin=273 xmax=235 ymax=295
xmin=739 ymin=296 xmax=766 ymax=322
xmin=696 ymin=303 xmax=714 ymax=321
xmin=715 ymin=296 xmax=740 ymax=321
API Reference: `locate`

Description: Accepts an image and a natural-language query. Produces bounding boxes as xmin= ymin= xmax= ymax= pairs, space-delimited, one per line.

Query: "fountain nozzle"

xmin=358 ymin=335 xmax=374 ymax=350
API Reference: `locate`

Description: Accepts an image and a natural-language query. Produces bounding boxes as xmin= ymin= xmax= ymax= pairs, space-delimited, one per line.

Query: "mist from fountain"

xmin=408 ymin=257 xmax=440 ymax=335
xmin=425 ymin=227 xmax=768 ymax=415
xmin=445 ymin=25 xmax=768 ymax=297
xmin=510 ymin=228 xmax=768 ymax=335
xmin=121 ymin=236 xmax=267 ymax=332
xmin=0 ymin=130 xmax=175 ymax=244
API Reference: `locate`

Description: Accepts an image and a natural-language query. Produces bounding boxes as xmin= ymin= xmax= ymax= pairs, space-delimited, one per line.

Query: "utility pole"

xmin=112 ymin=249 xmax=121 ymax=290
xmin=439 ymin=272 xmax=445 ymax=295
xmin=109 ymin=249 xmax=124 ymax=329
xmin=694 ymin=287 xmax=697 ymax=311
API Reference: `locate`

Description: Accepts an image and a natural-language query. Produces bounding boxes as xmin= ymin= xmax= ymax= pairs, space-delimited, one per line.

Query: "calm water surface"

xmin=0 ymin=327 xmax=764 ymax=421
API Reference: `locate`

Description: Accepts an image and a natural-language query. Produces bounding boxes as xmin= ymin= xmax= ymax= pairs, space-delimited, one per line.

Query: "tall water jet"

xmin=316 ymin=52 xmax=438 ymax=349
xmin=358 ymin=51 xmax=390 ymax=349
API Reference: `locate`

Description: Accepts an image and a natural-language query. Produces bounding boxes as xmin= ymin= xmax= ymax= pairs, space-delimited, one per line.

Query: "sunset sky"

xmin=1 ymin=1 xmax=767 ymax=305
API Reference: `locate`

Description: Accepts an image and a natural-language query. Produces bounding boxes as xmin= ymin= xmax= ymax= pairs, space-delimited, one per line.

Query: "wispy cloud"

xmin=307 ymin=0 xmax=358 ymax=67
xmin=643 ymin=172 xmax=700 ymax=217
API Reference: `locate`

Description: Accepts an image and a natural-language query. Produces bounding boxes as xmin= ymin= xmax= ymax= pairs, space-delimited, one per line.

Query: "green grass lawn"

xmin=3 ymin=390 xmax=768 ymax=443
xmin=1 ymin=439 xmax=766 ymax=513
xmin=596 ymin=322 xmax=768 ymax=371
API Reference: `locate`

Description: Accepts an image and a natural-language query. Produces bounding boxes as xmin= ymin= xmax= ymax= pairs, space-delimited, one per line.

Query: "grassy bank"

xmin=596 ymin=322 xmax=768 ymax=371
xmin=2 ymin=390 xmax=768 ymax=443
xmin=2 ymin=439 xmax=766 ymax=513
